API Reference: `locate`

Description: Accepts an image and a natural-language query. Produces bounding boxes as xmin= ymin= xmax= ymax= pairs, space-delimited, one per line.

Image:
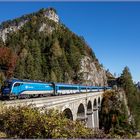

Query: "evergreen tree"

xmin=120 ymin=66 xmax=134 ymax=93
xmin=14 ymin=59 xmax=25 ymax=79
xmin=25 ymin=52 xmax=35 ymax=79
xmin=41 ymin=55 xmax=50 ymax=82
xmin=51 ymin=39 xmax=62 ymax=58
xmin=29 ymin=39 xmax=43 ymax=80
xmin=119 ymin=66 xmax=140 ymax=130
xmin=50 ymin=70 xmax=57 ymax=82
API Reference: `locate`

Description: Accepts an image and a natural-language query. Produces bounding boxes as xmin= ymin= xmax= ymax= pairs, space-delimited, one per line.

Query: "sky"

xmin=0 ymin=2 xmax=140 ymax=82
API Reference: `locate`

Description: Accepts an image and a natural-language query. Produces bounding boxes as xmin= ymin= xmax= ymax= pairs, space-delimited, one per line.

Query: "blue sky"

xmin=0 ymin=2 xmax=140 ymax=82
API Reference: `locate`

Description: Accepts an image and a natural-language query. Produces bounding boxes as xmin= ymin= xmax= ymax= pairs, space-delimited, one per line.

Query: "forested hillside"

xmin=0 ymin=8 xmax=106 ymax=85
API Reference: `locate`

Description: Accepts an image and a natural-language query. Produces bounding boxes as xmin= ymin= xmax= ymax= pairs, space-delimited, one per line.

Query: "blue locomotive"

xmin=1 ymin=79 xmax=111 ymax=99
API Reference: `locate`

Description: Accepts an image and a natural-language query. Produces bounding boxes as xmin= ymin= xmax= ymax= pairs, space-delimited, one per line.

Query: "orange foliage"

xmin=112 ymin=114 xmax=116 ymax=123
xmin=0 ymin=47 xmax=17 ymax=78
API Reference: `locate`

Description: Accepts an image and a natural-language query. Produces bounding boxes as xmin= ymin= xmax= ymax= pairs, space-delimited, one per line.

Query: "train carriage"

xmin=54 ymin=83 xmax=80 ymax=95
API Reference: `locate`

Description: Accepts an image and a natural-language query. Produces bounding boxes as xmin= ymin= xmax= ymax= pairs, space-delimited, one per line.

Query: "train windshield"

xmin=3 ymin=81 xmax=12 ymax=88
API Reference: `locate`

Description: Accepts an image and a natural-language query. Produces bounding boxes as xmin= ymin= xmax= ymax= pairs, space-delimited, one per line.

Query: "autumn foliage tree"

xmin=0 ymin=47 xmax=17 ymax=78
xmin=99 ymin=90 xmax=135 ymax=138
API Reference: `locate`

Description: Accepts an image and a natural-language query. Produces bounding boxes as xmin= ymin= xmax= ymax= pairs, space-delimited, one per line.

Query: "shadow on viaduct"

xmin=46 ymin=92 xmax=103 ymax=129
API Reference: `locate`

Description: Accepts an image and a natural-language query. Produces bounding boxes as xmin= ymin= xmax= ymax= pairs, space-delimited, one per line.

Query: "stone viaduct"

xmin=4 ymin=91 xmax=104 ymax=129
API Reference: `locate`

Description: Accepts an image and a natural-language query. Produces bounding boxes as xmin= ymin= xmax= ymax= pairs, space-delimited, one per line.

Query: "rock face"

xmin=80 ymin=56 xmax=107 ymax=86
xmin=0 ymin=20 xmax=28 ymax=42
xmin=118 ymin=89 xmax=134 ymax=124
xmin=44 ymin=8 xmax=59 ymax=23
xmin=39 ymin=23 xmax=55 ymax=33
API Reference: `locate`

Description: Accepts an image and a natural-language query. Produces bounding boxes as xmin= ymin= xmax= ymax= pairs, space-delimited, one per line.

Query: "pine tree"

xmin=14 ymin=59 xmax=25 ymax=79
xmin=50 ymin=70 xmax=57 ymax=82
xmin=30 ymin=39 xmax=43 ymax=80
xmin=25 ymin=52 xmax=35 ymax=79
xmin=119 ymin=66 xmax=140 ymax=130
xmin=120 ymin=66 xmax=134 ymax=92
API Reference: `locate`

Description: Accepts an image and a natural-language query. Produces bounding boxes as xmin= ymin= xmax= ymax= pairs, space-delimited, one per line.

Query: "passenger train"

xmin=1 ymin=79 xmax=111 ymax=99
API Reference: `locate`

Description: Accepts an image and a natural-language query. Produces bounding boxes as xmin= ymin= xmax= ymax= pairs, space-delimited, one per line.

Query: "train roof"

xmin=54 ymin=83 xmax=80 ymax=86
xmin=5 ymin=79 xmax=112 ymax=89
xmin=5 ymin=79 xmax=51 ymax=84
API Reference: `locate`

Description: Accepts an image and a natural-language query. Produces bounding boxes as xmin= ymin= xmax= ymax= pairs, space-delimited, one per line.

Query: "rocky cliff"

xmin=80 ymin=56 xmax=107 ymax=86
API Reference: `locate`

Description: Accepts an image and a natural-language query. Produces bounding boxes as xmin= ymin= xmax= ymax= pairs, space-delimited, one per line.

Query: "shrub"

xmin=0 ymin=104 xmax=93 ymax=138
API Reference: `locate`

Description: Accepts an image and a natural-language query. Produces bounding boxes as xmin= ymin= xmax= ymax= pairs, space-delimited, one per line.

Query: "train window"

xmin=81 ymin=87 xmax=86 ymax=90
xmin=59 ymin=86 xmax=78 ymax=90
xmin=14 ymin=83 xmax=20 ymax=87
xmin=4 ymin=82 xmax=8 ymax=87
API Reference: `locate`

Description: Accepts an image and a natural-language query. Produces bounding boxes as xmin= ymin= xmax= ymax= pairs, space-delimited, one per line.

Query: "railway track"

xmin=0 ymin=92 xmax=104 ymax=109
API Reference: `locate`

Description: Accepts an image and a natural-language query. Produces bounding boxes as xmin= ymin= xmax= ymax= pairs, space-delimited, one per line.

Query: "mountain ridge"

xmin=0 ymin=7 xmax=108 ymax=86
